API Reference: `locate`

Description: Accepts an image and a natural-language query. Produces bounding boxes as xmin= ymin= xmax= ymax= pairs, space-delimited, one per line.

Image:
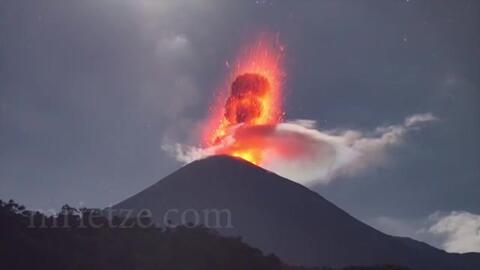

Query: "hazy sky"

xmin=1 ymin=0 xmax=479 ymax=250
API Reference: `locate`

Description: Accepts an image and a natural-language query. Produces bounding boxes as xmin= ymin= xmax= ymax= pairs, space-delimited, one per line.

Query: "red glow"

xmin=203 ymin=33 xmax=285 ymax=164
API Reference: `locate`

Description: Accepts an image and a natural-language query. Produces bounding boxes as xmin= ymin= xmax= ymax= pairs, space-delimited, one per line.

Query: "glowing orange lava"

xmin=203 ymin=34 xmax=285 ymax=164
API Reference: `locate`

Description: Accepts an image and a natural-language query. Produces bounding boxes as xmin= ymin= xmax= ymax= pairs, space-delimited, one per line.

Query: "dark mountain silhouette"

xmin=115 ymin=155 xmax=480 ymax=270
xmin=0 ymin=199 xmax=282 ymax=270
xmin=0 ymin=199 xmax=406 ymax=270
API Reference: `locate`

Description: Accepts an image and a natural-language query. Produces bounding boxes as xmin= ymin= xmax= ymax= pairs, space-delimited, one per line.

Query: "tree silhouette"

xmin=0 ymin=199 xmax=409 ymax=270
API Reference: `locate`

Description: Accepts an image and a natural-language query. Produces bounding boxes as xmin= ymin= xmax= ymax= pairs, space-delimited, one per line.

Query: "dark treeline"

xmin=0 ymin=199 xmax=408 ymax=270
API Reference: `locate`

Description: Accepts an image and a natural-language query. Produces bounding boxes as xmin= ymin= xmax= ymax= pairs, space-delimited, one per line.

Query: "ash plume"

xmin=163 ymin=113 xmax=437 ymax=186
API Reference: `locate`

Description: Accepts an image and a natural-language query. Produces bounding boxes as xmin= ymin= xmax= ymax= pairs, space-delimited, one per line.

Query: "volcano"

xmin=114 ymin=156 xmax=480 ymax=269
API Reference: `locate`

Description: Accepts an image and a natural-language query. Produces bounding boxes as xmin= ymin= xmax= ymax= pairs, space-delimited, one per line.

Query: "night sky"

xmin=1 ymin=0 xmax=479 ymax=251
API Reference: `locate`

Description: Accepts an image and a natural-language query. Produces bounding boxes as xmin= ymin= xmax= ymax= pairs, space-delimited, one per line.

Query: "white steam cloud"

xmin=163 ymin=113 xmax=437 ymax=186
xmin=427 ymin=211 xmax=480 ymax=253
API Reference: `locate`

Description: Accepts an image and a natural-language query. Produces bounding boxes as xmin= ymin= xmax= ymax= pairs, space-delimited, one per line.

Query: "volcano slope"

xmin=114 ymin=155 xmax=480 ymax=269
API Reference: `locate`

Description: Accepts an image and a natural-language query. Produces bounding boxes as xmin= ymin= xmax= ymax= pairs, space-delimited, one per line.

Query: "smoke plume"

xmin=164 ymin=113 xmax=437 ymax=186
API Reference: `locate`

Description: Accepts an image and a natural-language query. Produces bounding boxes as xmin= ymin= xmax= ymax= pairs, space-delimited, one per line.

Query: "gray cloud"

xmin=427 ymin=211 xmax=480 ymax=253
xmin=369 ymin=210 xmax=480 ymax=253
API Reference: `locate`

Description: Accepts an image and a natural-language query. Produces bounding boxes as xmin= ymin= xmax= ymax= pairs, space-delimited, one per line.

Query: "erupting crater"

xmin=203 ymin=34 xmax=285 ymax=165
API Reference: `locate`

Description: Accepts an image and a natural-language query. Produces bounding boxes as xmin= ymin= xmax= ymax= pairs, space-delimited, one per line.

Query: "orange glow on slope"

xmin=203 ymin=33 xmax=285 ymax=164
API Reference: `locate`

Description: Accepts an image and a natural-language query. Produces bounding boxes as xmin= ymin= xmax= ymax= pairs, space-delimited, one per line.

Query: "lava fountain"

xmin=203 ymin=34 xmax=285 ymax=164
xmin=169 ymin=34 xmax=435 ymax=185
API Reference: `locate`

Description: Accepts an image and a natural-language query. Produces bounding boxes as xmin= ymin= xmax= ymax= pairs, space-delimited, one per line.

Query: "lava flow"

xmin=203 ymin=34 xmax=285 ymax=164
